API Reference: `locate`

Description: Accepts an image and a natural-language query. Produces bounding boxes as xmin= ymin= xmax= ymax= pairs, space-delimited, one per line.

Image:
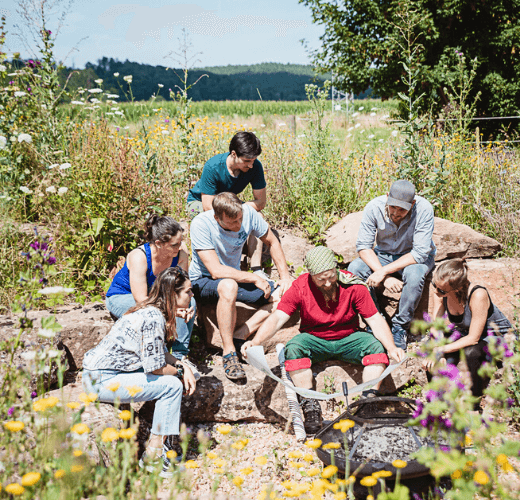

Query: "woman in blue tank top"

xmin=106 ymin=214 xmax=197 ymax=365
xmin=423 ymin=258 xmax=515 ymax=410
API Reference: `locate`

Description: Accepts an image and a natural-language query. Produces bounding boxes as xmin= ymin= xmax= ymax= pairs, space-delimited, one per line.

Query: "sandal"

xmin=223 ymin=351 xmax=246 ymax=380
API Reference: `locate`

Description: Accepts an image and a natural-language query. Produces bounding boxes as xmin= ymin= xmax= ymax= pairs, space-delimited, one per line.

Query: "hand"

xmin=276 ymin=276 xmax=294 ymax=297
xmin=388 ymin=347 xmax=406 ymax=363
xmin=383 ymin=276 xmax=403 ymax=293
xmin=176 ymin=305 xmax=195 ymax=323
xmin=182 ymin=365 xmax=197 ymax=396
xmin=366 ymin=269 xmax=387 ymax=288
xmin=254 ymin=276 xmax=272 ymax=299
xmin=241 ymin=340 xmax=256 ymax=360
xmin=422 ymin=349 xmax=446 ymax=371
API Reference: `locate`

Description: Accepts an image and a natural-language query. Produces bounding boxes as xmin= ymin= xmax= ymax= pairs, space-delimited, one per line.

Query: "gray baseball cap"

xmin=387 ymin=180 xmax=415 ymax=210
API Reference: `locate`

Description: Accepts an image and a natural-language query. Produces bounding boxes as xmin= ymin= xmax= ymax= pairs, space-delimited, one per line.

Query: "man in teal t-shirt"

xmin=187 ymin=131 xmax=267 ymax=272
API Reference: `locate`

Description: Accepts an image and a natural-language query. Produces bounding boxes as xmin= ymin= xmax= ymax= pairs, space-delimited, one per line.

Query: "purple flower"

xmin=27 ymin=87 xmax=32 ymax=93
xmin=46 ymin=256 xmax=56 ymax=265
xmin=27 ymin=60 xmax=35 ymax=68
xmin=30 ymin=241 xmax=40 ymax=251
xmin=8 ymin=407 xmax=15 ymax=416
xmin=438 ymin=363 xmax=460 ymax=381
xmin=165 ymin=119 xmax=170 ymax=123
xmin=116 ymin=127 xmax=120 ymax=132
xmin=425 ymin=389 xmax=438 ymax=402
xmin=440 ymin=445 xmax=451 ymax=452
xmin=413 ymin=494 xmax=424 ymax=500
xmin=9 ymin=81 xmax=14 ymax=85
xmin=448 ymin=330 xmax=461 ymax=342
xmin=31 ymin=391 xmax=37 ymax=398
xmin=423 ymin=312 xmax=431 ymax=322
xmin=507 ymin=398 xmax=514 ymax=408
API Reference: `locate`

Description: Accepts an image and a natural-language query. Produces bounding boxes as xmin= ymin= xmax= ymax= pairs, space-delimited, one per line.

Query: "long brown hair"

xmin=125 ymin=267 xmax=189 ymax=342
xmin=433 ymin=258 xmax=470 ymax=303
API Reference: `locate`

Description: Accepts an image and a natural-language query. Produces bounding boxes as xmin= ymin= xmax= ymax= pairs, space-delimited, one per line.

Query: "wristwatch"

xmin=175 ymin=362 xmax=184 ymax=379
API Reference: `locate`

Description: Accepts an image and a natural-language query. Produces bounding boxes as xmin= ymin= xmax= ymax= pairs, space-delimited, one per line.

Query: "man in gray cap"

xmin=348 ymin=180 xmax=436 ymax=349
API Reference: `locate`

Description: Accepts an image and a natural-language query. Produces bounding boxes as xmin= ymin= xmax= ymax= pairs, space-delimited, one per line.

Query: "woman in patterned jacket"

xmin=83 ymin=267 xmax=196 ymax=478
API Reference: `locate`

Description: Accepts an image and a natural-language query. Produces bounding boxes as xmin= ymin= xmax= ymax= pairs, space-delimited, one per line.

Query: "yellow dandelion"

xmin=465 ymin=432 xmax=474 ymax=447
xmin=185 ymin=460 xmax=199 ymax=469
xmin=360 ymin=476 xmax=377 ymax=487
xmin=288 ymin=450 xmax=303 ymax=459
xmin=71 ymin=423 xmax=89 ymax=435
xmin=119 ymin=410 xmax=132 ymax=421
xmin=66 ymin=402 xmax=81 ymax=410
xmin=240 ymin=467 xmax=254 ymax=475
xmin=5 ymin=483 xmax=24 ymax=495
xmin=54 ymin=469 xmax=66 ymax=479
xmin=232 ymin=441 xmax=246 ymax=450
xmin=322 ymin=442 xmax=341 ymax=450
xmin=333 ymin=419 xmax=355 ymax=432
xmin=78 ymin=392 xmax=97 ymax=404
xmin=373 ymin=470 xmax=392 ymax=478
xmin=101 ymin=427 xmax=119 ymax=442
xmin=288 ymin=461 xmax=304 ymax=469
xmin=71 ymin=465 xmax=84 ymax=473
xmin=4 ymin=421 xmax=24 ymax=432
xmin=217 ymin=424 xmax=232 ymax=435
xmin=125 ymin=385 xmax=143 ymax=397
xmin=366 ymin=496 xmax=374 ymax=500
xmin=206 ymin=451 xmax=218 ymax=459
xmin=106 ymin=381 xmax=120 ymax=392
xmin=474 ymin=470 xmax=489 ymax=485
xmin=451 ymin=470 xmax=462 ymax=479
xmin=304 ymin=438 xmax=322 ymax=449
xmin=73 ymin=449 xmax=83 ymax=457
xmin=166 ymin=450 xmax=177 ymax=459
xmin=334 ymin=493 xmax=347 ymax=500
xmin=21 ymin=472 xmax=41 ymax=487
xmin=322 ymin=465 xmax=338 ymax=479
xmin=307 ymin=467 xmax=321 ymax=477
xmin=303 ymin=453 xmax=314 ymax=462
xmin=233 ymin=476 xmax=244 ymax=488
xmin=346 ymin=475 xmax=356 ymax=485
xmin=496 ymin=454 xmax=509 ymax=466
xmin=255 ymin=456 xmax=268 ymax=465
xmin=119 ymin=428 xmax=136 ymax=439
xmin=392 ymin=459 xmax=407 ymax=469
xmin=214 ymin=467 xmax=224 ymax=473
xmin=213 ymin=458 xmax=227 ymax=467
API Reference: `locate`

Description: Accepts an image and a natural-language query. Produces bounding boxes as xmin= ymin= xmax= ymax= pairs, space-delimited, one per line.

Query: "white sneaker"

xmin=253 ymin=269 xmax=271 ymax=281
xmin=181 ymin=356 xmax=201 ymax=381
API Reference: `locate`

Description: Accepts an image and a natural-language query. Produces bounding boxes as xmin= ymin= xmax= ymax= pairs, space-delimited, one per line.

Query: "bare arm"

xmin=364 ymin=313 xmax=405 ymax=362
xmin=241 ymin=309 xmax=291 ymax=359
xmin=246 ymin=188 xmax=266 ymax=212
xmin=197 ymin=248 xmax=263 ymax=285
xmin=440 ymin=289 xmax=489 ymax=354
xmin=201 ymin=193 xmax=215 ymax=212
xmin=177 ymin=243 xmax=189 ymax=272
xmin=260 ymin=227 xmax=293 ymax=295
xmin=127 ymin=249 xmax=149 ymax=303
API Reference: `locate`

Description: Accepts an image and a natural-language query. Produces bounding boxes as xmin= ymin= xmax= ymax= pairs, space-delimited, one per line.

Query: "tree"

xmin=301 ymin=0 xmax=520 ymax=128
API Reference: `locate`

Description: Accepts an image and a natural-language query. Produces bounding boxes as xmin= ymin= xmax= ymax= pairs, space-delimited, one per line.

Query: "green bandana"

xmin=304 ymin=246 xmax=368 ymax=288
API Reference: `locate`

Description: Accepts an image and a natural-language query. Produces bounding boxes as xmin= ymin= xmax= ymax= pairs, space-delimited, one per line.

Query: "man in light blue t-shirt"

xmin=187 ymin=131 xmax=267 ymax=273
xmin=189 ymin=192 xmax=293 ymax=380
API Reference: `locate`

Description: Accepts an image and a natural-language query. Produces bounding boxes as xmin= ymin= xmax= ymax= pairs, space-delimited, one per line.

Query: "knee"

xmin=160 ymin=375 xmax=184 ymax=396
xmin=347 ymin=258 xmax=370 ymax=279
xmin=284 ymin=342 xmax=308 ymax=363
xmin=217 ymin=279 xmax=238 ymax=300
xmin=464 ymin=344 xmax=485 ymax=363
xmin=402 ymin=265 xmax=428 ymax=287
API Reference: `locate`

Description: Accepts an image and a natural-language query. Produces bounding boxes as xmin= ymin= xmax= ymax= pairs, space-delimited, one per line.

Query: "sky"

xmin=1 ymin=0 xmax=324 ymax=69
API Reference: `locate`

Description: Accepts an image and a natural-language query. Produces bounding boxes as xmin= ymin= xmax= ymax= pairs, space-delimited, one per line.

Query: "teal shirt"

xmin=187 ymin=153 xmax=266 ymax=202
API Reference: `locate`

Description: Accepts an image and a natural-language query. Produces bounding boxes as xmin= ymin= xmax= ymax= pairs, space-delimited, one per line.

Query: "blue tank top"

xmin=106 ymin=243 xmax=179 ymax=297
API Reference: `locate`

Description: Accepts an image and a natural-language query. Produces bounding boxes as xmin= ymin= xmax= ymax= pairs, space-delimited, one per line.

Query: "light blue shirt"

xmin=189 ymin=204 xmax=269 ymax=281
xmin=356 ymin=195 xmax=436 ymax=264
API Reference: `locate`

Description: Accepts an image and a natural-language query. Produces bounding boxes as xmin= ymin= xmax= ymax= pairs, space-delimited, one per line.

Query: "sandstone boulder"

xmin=325 ymin=212 xmax=501 ymax=264
xmin=276 ymin=229 xmax=314 ymax=274
xmin=197 ymin=302 xmax=300 ymax=352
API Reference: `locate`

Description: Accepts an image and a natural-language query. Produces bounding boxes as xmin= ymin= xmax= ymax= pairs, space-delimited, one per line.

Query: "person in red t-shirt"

xmin=242 ymin=246 xmax=405 ymax=434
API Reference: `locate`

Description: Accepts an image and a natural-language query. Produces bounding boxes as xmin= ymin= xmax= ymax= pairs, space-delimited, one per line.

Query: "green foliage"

xmin=300 ymin=0 xmax=520 ymax=134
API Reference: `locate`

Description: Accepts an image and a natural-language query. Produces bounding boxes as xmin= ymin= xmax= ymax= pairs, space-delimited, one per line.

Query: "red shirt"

xmin=277 ymin=270 xmax=378 ymax=340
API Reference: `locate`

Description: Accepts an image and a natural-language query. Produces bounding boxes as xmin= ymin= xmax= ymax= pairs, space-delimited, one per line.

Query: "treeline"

xmin=75 ymin=58 xmax=332 ymax=102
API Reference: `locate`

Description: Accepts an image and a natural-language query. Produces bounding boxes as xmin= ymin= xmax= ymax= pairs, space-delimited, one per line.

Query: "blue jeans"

xmin=348 ymin=251 xmax=435 ymax=349
xmin=82 ymin=368 xmax=183 ymax=436
xmin=106 ymin=294 xmax=196 ymax=359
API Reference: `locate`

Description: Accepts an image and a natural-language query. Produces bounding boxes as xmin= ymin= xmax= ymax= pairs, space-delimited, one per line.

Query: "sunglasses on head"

xmin=432 ymin=282 xmax=450 ymax=295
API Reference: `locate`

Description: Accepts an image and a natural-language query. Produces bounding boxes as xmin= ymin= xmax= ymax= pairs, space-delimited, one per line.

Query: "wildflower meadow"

xmin=1 ymin=9 xmax=520 ymax=500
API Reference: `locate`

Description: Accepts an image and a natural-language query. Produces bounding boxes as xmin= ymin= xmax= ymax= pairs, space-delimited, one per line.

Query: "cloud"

xmin=98 ymin=3 xmax=307 ymax=48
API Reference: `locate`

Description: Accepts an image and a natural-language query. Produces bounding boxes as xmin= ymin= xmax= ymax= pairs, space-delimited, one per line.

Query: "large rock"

xmin=276 ymin=229 xmax=314 ymax=275
xmin=325 ymin=212 xmax=501 ymax=264
xmin=198 ymin=301 xmax=300 ymax=353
